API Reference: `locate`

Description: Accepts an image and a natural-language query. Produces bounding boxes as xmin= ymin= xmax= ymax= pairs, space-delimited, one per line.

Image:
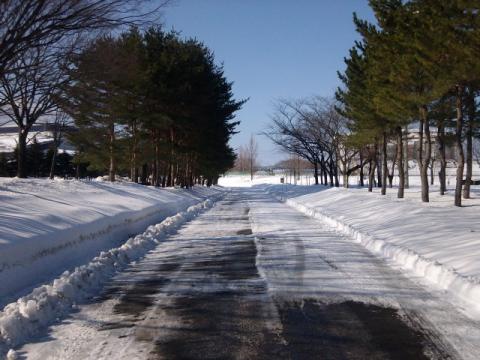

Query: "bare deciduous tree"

xmin=265 ymin=96 xmax=360 ymax=187
xmin=264 ymin=99 xmax=322 ymax=184
xmin=49 ymin=110 xmax=71 ymax=179
xmin=0 ymin=46 xmax=67 ymax=177
xmin=234 ymin=145 xmax=249 ymax=173
xmin=247 ymin=135 xmax=258 ymax=180
xmin=0 ymin=0 xmax=171 ymax=76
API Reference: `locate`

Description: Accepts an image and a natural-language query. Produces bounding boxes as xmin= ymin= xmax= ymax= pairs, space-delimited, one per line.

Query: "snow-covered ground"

xmin=0 ymin=178 xmax=222 ymax=304
xmin=0 ymin=197 xmax=217 ymax=355
xmin=11 ymin=189 xmax=480 ymax=359
xmin=220 ymin=161 xmax=480 ymax=188
xmin=0 ymin=177 xmax=223 ymax=355
xmin=221 ymin=174 xmax=480 ymax=318
xmin=2 ymin=173 xmax=480 ymax=358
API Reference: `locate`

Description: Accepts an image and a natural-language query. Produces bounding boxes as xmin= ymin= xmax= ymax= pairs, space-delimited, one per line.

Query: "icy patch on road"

xmin=0 ymin=197 xmax=218 ymax=355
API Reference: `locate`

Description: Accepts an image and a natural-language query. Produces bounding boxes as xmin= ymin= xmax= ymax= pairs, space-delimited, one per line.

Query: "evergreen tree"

xmin=60 ymin=28 xmax=244 ymax=186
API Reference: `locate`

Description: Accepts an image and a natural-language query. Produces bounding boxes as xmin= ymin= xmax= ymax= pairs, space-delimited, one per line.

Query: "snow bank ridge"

xmin=279 ymin=196 xmax=480 ymax=318
xmin=0 ymin=196 xmax=218 ymax=353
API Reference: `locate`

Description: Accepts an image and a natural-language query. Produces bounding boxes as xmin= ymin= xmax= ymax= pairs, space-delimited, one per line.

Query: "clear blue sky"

xmin=162 ymin=0 xmax=375 ymax=165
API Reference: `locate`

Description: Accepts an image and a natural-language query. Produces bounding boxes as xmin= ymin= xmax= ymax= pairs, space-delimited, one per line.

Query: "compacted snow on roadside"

xmin=0 ymin=178 xmax=222 ymax=304
xmin=0 ymin=195 xmax=219 ymax=357
xmin=11 ymin=187 xmax=480 ymax=360
xmin=259 ymin=182 xmax=480 ymax=318
xmin=0 ymin=177 xmax=223 ymax=356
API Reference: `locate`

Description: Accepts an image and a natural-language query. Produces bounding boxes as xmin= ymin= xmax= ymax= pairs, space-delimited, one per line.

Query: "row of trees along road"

xmin=62 ymin=28 xmax=244 ymax=186
xmin=0 ymin=1 xmax=245 ymax=186
xmin=267 ymin=0 xmax=480 ymax=207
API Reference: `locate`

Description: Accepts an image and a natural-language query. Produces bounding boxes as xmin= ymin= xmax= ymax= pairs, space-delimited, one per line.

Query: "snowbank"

xmin=264 ymin=184 xmax=480 ymax=318
xmin=0 ymin=196 xmax=218 ymax=353
xmin=0 ymin=178 xmax=222 ymax=303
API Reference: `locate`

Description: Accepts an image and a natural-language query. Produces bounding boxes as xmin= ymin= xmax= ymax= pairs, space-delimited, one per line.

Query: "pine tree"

xmin=409 ymin=0 xmax=480 ymax=206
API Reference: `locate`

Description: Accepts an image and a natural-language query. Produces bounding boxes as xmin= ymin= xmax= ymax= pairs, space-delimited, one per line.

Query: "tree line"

xmin=267 ymin=0 xmax=480 ymax=207
xmin=265 ymin=97 xmax=353 ymax=188
xmin=0 ymin=1 xmax=244 ymax=187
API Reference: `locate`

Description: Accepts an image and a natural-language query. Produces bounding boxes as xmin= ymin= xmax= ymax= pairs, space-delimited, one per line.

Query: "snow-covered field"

xmin=11 ymin=188 xmax=480 ymax=359
xmin=0 ymin=177 xmax=223 ymax=355
xmin=221 ymin=174 xmax=480 ymax=318
xmin=2 ymin=173 xmax=480 ymax=358
xmin=220 ymin=161 xmax=480 ymax=188
xmin=0 ymin=178 xmax=222 ymax=303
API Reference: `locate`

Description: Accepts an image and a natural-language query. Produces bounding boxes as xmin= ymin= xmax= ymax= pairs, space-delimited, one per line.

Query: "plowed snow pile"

xmin=0 ymin=178 xmax=222 ymax=302
xmin=263 ymin=183 xmax=480 ymax=318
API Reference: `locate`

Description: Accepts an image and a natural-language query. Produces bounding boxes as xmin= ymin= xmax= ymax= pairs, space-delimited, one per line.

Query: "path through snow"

xmin=14 ymin=188 xmax=480 ymax=359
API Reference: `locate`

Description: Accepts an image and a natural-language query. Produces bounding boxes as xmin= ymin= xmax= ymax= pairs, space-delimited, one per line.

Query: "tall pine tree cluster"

xmin=59 ymin=28 xmax=245 ymax=187
xmin=336 ymin=0 xmax=480 ymax=206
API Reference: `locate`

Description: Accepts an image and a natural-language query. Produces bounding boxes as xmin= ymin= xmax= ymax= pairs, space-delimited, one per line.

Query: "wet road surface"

xmin=18 ymin=188 xmax=480 ymax=359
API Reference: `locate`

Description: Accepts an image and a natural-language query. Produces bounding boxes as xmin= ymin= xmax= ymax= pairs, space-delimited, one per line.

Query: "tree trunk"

xmin=313 ymin=161 xmax=319 ymax=185
xmin=396 ymin=126 xmax=405 ymax=198
xmin=368 ymin=143 xmax=378 ymax=193
xmin=463 ymin=89 xmax=474 ymax=199
xmin=387 ymin=144 xmax=397 ymax=189
xmin=342 ymin=155 xmax=349 ymax=188
xmin=430 ymin=162 xmax=434 ymax=185
xmin=133 ymin=167 xmax=139 ymax=184
xmin=437 ymin=121 xmax=447 ymax=195
xmin=166 ymin=162 xmax=172 ymax=187
xmin=381 ymin=131 xmax=388 ymax=195
xmin=154 ymin=142 xmax=161 ymax=187
xmin=321 ymin=155 xmax=328 ymax=185
xmin=359 ymin=150 xmax=365 ymax=187
xmin=368 ymin=158 xmax=376 ymax=192
xmin=418 ymin=106 xmax=430 ymax=202
xmin=162 ymin=169 xmax=167 ymax=187
xmin=153 ymin=130 xmax=161 ymax=187
xmin=319 ymin=163 xmax=324 ymax=185
xmin=49 ymin=145 xmax=58 ymax=180
xmin=328 ymin=157 xmax=334 ymax=186
xmin=404 ymin=126 xmax=409 ymax=189
xmin=141 ymin=163 xmax=148 ymax=185
xmin=17 ymin=129 xmax=28 ymax=178
xmin=343 ymin=170 xmax=349 ymax=188
xmin=333 ymin=157 xmax=339 ymax=187
xmin=168 ymin=127 xmax=175 ymax=187
xmin=454 ymin=85 xmax=465 ymax=207
xmin=374 ymin=141 xmax=381 ymax=188
xmin=174 ymin=162 xmax=179 ymax=186
xmin=108 ymin=123 xmax=115 ymax=182
xmin=131 ymin=120 xmax=138 ymax=183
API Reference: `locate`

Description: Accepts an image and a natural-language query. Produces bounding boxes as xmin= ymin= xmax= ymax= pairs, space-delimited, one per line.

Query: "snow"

xmin=0 ymin=132 xmax=57 ymax=153
xmin=2 ymin=171 xmax=480 ymax=356
xmin=219 ymin=174 xmax=480 ymax=318
xmin=0 ymin=194 xmax=219 ymax=354
xmin=13 ymin=188 xmax=480 ymax=359
xmin=0 ymin=178 xmax=222 ymax=304
xmin=6 ymin=349 xmax=18 ymax=360
xmin=218 ymin=174 xmax=284 ymax=187
xmin=259 ymin=182 xmax=480 ymax=318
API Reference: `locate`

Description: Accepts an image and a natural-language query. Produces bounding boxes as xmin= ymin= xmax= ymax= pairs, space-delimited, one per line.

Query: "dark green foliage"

xmin=59 ymin=27 xmax=244 ymax=186
xmin=336 ymin=0 xmax=480 ymax=205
